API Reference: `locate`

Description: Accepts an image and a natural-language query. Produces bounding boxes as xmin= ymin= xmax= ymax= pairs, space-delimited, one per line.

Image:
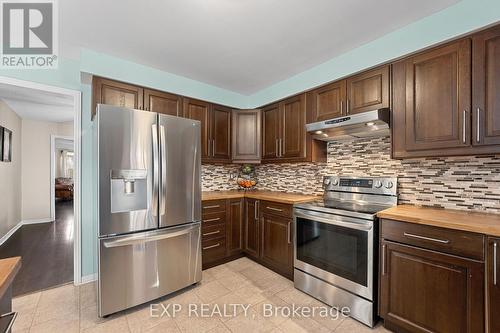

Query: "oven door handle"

xmin=294 ymin=211 xmax=372 ymax=232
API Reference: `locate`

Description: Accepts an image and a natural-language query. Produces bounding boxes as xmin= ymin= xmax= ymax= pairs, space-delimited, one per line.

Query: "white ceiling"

xmin=0 ymin=84 xmax=74 ymax=122
xmin=60 ymin=0 xmax=459 ymax=95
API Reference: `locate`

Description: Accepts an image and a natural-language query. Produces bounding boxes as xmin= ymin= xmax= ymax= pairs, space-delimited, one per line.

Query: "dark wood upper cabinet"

xmin=473 ymin=26 xmax=500 ymax=146
xmin=143 ymin=89 xmax=181 ymax=116
xmin=308 ymin=80 xmax=346 ymax=122
xmin=211 ymin=104 xmax=232 ymax=161
xmin=262 ymin=103 xmax=281 ymax=159
xmin=261 ymin=211 xmax=293 ymax=279
xmin=92 ymin=77 xmax=143 ymax=118
xmin=487 ymin=237 xmax=500 ymax=333
xmin=232 ymin=109 xmax=261 ymax=163
xmin=281 ymin=95 xmax=306 ymax=158
xmin=183 ymin=97 xmax=211 ymax=160
xmin=346 ymin=65 xmax=389 ymax=115
xmin=244 ymin=199 xmax=260 ymax=258
xmin=183 ymin=99 xmax=232 ymax=163
xmin=262 ymin=94 xmax=317 ymax=163
xmin=392 ymin=39 xmax=473 ymax=158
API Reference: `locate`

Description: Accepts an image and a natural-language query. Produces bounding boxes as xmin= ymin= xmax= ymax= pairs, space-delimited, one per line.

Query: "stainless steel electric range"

xmin=293 ymin=176 xmax=398 ymax=327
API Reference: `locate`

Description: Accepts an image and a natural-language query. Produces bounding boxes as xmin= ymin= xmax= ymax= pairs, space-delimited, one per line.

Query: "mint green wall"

xmin=80 ymin=49 xmax=245 ymax=108
xmin=246 ymin=0 xmax=500 ymax=108
xmin=1 ymin=0 xmax=499 ymax=279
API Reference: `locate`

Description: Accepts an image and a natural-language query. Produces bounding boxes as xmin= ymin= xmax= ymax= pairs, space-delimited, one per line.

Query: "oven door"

xmin=294 ymin=208 xmax=374 ymax=300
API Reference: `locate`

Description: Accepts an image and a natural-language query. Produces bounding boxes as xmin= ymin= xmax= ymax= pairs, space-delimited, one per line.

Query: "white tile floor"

xmin=12 ymin=257 xmax=391 ymax=333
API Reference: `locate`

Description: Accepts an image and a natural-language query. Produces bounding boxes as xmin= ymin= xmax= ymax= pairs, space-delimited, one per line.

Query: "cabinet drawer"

xmin=381 ymin=219 xmax=485 ymax=261
xmin=261 ymin=201 xmax=293 ymax=218
xmin=202 ymin=211 xmax=226 ymax=227
xmin=202 ymin=223 xmax=225 ymax=241
xmin=202 ymin=237 xmax=226 ymax=263
xmin=202 ymin=200 xmax=226 ymax=214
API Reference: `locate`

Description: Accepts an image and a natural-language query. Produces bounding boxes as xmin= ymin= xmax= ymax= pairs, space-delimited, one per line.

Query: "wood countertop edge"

xmin=0 ymin=257 xmax=21 ymax=299
xmin=201 ymin=191 xmax=319 ymax=204
xmin=377 ymin=205 xmax=500 ymax=237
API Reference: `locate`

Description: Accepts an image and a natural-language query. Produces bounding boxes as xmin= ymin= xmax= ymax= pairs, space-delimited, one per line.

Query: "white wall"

xmin=21 ymin=119 xmax=74 ymax=221
xmin=0 ymin=101 xmax=22 ymax=239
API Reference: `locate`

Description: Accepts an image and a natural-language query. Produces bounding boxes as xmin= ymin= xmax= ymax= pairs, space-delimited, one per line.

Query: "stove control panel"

xmin=323 ymin=176 xmax=397 ymax=196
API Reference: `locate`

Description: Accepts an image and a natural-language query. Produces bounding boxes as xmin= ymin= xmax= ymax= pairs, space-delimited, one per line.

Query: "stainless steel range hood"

xmin=306 ymin=108 xmax=390 ymax=141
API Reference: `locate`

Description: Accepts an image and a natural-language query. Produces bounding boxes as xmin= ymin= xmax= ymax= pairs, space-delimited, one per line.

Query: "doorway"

xmin=0 ymin=76 xmax=81 ymax=296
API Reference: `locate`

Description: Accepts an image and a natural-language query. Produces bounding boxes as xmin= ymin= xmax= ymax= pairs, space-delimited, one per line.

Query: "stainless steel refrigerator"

xmin=95 ymin=104 xmax=202 ymax=317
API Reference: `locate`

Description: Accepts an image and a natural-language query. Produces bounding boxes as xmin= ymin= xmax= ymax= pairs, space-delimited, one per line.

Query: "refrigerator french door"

xmin=96 ymin=105 xmax=202 ymax=317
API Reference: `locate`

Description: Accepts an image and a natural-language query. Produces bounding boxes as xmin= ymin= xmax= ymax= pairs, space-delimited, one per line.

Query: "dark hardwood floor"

xmin=0 ymin=199 xmax=74 ymax=296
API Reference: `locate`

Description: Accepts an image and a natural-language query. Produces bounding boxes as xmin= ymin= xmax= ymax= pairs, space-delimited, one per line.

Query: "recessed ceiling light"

xmin=366 ymin=122 xmax=375 ymax=126
xmin=315 ymin=130 xmax=323 ymax=134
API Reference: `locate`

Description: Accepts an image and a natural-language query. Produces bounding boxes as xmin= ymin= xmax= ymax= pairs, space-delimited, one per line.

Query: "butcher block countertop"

xmin=202 ymin=190 xmax=319 ymax=205
xmin=0 ymin=257 xmax=21 ymax=298
xmin=377 ymin=205 xmax=500 ymax=237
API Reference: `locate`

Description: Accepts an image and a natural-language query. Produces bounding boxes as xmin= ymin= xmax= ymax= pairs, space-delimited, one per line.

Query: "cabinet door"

xmin=244 ymin=199 xmax=260 ymax=258
xmin=281 ymin=94 xmax=306 ymax=159
xmin=183 ymin=98 xmax=211 ymax=160
xmin=346 ymin=65 xmax=389 ymax=115
xmin=232 ymin=109 xmax=261 ymax=163
xmin=262 ymin=103 xmax=281 ymax=159
xmin=92 ymin=77 xmax=143 ymax=118
xmin=473 ymin=26 xmax=500 ymax=146
xmin=261 ymin=213 xmax=293 ymax=277
xmin=143 ymin=89 xmax=181 ymax=116
xmin=226 ymin=199 xmax=243 ymax=257
xmin=404 ymin=40 xmax=471 ymax=151
xmin=487 ymin=237 xmax=500 ymax=333
xmin=211 ymin=104 xmax=232 ymax=162
xmin=309 ymin=80 xmax=346 ymax=122
xmin=380 ymin=240 xmax=484 ymax=333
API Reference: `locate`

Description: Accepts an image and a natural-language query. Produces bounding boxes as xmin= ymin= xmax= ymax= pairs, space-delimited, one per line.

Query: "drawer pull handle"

xmin=266 ymin=207 xmax=283 ymax=212
xmin=403 ymin=232 xmax=450 ymax=244
xmin=203 ymin=205 xmax=220 ymax=209
xmin=203 ymin=230 xmax=220 ymax=236
xmin=203 ymin=243 xmax=220 ymax=250
xmin=204 ymin=217 xmax=221 ymax=223
xmin=494 ymin=242 xmax=498 ymax=286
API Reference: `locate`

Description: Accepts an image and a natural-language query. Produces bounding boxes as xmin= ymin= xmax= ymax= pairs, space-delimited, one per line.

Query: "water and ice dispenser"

xmin=110 ymin=169 xmax=148 ymax=213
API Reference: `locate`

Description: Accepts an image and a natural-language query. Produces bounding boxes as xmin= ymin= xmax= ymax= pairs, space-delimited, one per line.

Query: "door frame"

xmin=50 ymin=135 xmax=74 ymax=220
xmin=0 ymin=76 xmax=83 ymax=285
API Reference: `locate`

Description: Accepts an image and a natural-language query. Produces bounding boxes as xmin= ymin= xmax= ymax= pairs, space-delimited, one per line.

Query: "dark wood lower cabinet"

xmin=260 ymin=212 xmax=293 ymax=279
xmin=487 ymin=237 xmax=500 ymax=333
xmin=226 ymin=199 xmax=243 ymax=257
xmin=380 ymin=220 xmax=485 ymax=333
xmin=244 ymin=199 xmax=260 ymax=258
xmin=202 ymin=198 xmax=294 ymax=279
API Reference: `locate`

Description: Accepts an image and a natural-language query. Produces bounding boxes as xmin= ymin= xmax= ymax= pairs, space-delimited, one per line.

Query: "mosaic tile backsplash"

xmin=202 ymin=136 xmax=500 ymax=213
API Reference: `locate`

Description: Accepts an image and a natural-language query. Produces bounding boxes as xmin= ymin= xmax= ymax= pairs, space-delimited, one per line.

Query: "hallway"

xmin=0 ymin=200 xmax=74 ymax=296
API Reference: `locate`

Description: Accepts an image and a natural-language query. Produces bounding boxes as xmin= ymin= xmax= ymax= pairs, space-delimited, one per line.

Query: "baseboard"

xmin=21 ymin=218 xmax=53 ymax=225
xmin=0 ymin=218 xmax=54 ymax=246
xmin=80 ymin=273 xmax=97 ymax=284
xmin=0 ymin=222 xmax=23 ymax=246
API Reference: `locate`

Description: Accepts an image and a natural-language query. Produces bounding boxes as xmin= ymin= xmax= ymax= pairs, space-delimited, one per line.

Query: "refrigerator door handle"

xmin=160 ymin=124 xmax=167 ymax=216
xmin=192 ymin=137 xmax=198 ymax=220
xmin=151 ymin=124 xmax=159 ymax=216
xmin=103 ymin=223 xmax=199 ymax=248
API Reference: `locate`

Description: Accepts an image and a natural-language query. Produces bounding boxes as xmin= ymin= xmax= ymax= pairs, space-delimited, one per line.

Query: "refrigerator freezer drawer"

xmin=98 ymin=223 xmax=202 ymax=317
